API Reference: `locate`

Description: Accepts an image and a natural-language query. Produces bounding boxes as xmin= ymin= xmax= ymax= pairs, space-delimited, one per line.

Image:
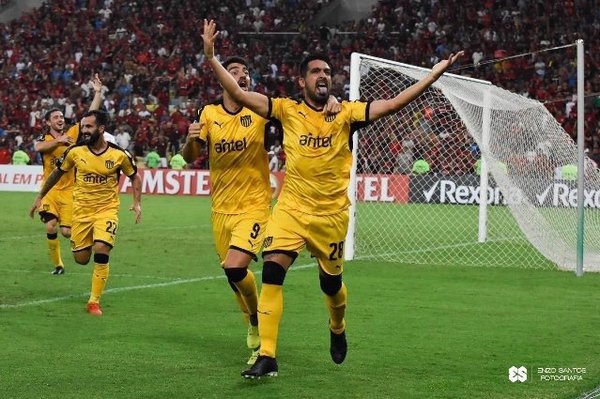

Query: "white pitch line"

xmin=0 ymin=224 xmax=208 ymax=242
xmin=0 ymin=268 xmax=182 ymax=280
xmin=0 ymin=262 xmax=318 ymax=309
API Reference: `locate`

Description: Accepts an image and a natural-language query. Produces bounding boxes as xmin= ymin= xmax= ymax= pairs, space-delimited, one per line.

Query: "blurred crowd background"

xmin=1 ymin=0 xmax=599 ymax=174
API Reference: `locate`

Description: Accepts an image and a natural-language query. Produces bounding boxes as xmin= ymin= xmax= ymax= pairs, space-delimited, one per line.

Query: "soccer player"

xmin=34 ymin=74 xmax=104 ymax=275
xmin=29 ymin=110 xmax=142 ymax=316
xmin=202 ymin=19 xmax=463 ymax=378
xmin=181 ymin=56 xmax=340 ymax=365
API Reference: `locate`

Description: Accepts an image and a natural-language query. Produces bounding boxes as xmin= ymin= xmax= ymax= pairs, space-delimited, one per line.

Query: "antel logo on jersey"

xmin=299 ymin=133 xmax=332 ymax=148
xmin=214 ymin=137 xmax=248 ymax=154
xmin=83 ymin=173 xmax=108 ymax=184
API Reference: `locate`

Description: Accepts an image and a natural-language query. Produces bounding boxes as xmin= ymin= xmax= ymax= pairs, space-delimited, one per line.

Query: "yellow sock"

xmin=258 ymin=283 xmax=283 ymax=358
xmin=325 ymin=282 xmax=347 ymax=334
xmin=234 ymin=269 xmax=258 ymax=321
xmin=47 ymin=236 xmax=63 ymax=267
xmin=233 ymin=291 xmax=250 ymax=325
xmin=88 ymin=263 xmax=110 ymax=304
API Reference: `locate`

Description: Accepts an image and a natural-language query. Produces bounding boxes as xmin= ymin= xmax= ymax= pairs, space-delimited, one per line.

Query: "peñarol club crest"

xmin=240 ymin=115 xmax=252 ymax=127
xmin=325 ymin=114 xmax=336 ymax=122
xmin=105 ymin=160 xmax=115 ymax=169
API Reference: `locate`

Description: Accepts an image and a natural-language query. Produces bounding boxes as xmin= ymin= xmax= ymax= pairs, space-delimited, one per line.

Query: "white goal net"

xmin=346 ymin=52 xmax=600 ymax=272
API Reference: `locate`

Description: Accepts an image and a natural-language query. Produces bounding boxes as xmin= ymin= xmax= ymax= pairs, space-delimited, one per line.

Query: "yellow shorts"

xmin=38 ymin=188 xmax=73 ymax=227
xmin=70 ymin=211 xmax=119 ymax=252
xmin=211 ymin=208 xmax=270 ymax=264
xmin=262 ymin=206 xmax=349 ymax=275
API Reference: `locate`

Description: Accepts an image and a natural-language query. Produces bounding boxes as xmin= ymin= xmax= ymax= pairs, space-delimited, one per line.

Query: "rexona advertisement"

xmin=409 ymin=175 xmax=600 ymax=208
xmin=2 ymin=166 xmax=599 ymax=208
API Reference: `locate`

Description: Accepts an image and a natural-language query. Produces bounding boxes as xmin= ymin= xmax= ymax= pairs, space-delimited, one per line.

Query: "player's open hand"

xmin=91 ymin=73 xmax=102 ymax=94
xmin=324 ymin=95 xmax=342 ymax=116
xmin=431 ymin=51 xmax=464 ymax=78
xmin=187 ymin=122 xmax=204 ymax=143
xmin=29 ymin=196 xmax=41 ymax=219
xmin=130 ymin=202 xmax=142 ymax=224
xmin=202 ymin=19 xmax=220 ymax=60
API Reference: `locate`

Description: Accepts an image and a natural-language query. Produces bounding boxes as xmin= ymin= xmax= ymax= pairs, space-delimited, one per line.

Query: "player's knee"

xmin=60 ymin=227 xmax=71 ymax=238
xmin=224 ymin=267 xmax=248 ymax=284
xmin=47 ymin=232 xmax=58 ymax=240
xmin=94 ymin=253 xmax=109 ymax=265
xmin=74 ymin=252 xmax=91 ymax=265
xmin=319 ymin=273 xmax=342 ymax=296
xmin=45 ymin=218 xmax=58 ymax=233
xmin=262 ymin=261 xmax=286 ymax=285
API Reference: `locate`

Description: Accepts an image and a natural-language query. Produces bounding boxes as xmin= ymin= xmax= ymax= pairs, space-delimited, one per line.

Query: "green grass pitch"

xmin=1 ymin=192 xmax=599 ymax=398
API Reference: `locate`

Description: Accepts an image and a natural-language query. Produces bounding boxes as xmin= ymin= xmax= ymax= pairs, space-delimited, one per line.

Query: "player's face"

xmin=300 ymin=59 xmax=331 ymax=105
xmin=227 ymin=63 xmax=250 ymax=91
xmin=80 ymin=115 xmax=103 ymax=145
xmin=46 ymin=111 xmax=65 ymax=133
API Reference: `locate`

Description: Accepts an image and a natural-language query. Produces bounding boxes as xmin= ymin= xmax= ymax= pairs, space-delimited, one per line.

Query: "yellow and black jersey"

xmin=268 ymin=98 xmax=370 ymax=215
xmin=57 ymin=143 xmax=137 ymax=220
xmin=37 ymin=124 xmax=80 ymax=191
xmin=197 ymin=100 xmax=271 ymax=214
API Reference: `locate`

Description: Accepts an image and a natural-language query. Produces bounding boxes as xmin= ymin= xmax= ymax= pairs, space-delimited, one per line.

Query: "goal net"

xmin=346 ymin=52 xmax=600 ymax=272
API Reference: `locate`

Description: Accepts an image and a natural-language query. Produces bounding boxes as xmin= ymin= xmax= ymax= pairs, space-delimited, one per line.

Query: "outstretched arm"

xmin=29 ymin=168 xmax=65 ymax=218
xmin=368 ymin=51 xmax=464 ymax=121
xmin=203 ymin=19 xmax=270 ymax=118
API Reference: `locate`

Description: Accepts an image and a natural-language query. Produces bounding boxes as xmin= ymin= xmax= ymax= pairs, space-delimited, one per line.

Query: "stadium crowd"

xmin=0 ymin=0 xmax=599 ymax=174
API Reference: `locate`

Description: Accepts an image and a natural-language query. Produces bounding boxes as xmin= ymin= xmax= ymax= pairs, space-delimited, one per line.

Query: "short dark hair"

xmin=81 ymin=110 xmax=108 ymax=126
xmin=44 ymin=108 xmax=62 ymax=121
xmin=299 ymin=53 xmax=331 ymax=78
xmin=222 ymin=56 xmax=248 ymax=70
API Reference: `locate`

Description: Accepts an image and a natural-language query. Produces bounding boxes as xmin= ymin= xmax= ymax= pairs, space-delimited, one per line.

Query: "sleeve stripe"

xmin=365 ymin=101 xmax=371 ymax=123
xmin=267 ymin=97 xmax=273 ymax=120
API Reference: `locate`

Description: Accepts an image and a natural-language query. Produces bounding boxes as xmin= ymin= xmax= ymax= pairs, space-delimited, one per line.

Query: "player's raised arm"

xmin=368 ymin=51 xmax=464 ymax=122
xmin=88 ymin=73 xmax=104 ymax=111
xmin=203 ymin=19 xmax=270 ymax=118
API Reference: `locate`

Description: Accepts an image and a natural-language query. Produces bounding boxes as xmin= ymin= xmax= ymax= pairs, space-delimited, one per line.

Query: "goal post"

xmin=345 ymin=51 xmax=600 ymax=272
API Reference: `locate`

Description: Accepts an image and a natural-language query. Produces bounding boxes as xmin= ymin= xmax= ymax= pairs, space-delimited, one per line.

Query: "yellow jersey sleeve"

xmin=119 ymin=147 xmax=137 ymax=177
xmin=66 ymin=124 xmax=80 ymax=143
xmin=198 ymin=106 xmax=210 ymax=142
xmin=57 ymin=145 xmax=77 ymax=172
